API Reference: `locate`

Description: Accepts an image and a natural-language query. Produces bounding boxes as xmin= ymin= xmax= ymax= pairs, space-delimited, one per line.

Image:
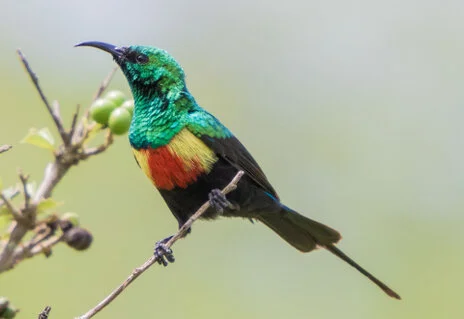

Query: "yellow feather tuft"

xmin=132 ymin=148 xmax=152 ymax=180
xmin=168 ymin=128 xmax=217 ymax=172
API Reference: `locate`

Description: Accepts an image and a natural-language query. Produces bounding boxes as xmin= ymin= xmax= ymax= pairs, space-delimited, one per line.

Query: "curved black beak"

xmin=75 ymin=41 xmax=126 ymax=60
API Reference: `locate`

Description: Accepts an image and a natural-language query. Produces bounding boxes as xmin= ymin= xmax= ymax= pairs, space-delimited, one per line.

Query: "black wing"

xmin=199 ymin=135 xmax=279 ymax=200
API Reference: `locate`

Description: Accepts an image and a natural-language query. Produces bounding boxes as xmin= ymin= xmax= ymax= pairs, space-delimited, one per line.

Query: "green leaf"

xmin=36 ymin=198 xmax=63 ymax=215
xmin=21 ymin=127 xmax=55 ymax=150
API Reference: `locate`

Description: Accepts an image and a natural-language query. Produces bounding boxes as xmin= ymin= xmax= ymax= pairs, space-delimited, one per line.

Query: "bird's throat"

xmin=128 ymin=83 xmax=188 ymax=149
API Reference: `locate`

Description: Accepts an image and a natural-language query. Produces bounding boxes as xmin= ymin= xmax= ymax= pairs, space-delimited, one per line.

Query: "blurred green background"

xmin=1 ymin=1 xmax=463 ymax=318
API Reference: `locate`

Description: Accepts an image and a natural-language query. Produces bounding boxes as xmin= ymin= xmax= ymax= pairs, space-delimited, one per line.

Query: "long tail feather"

xmin=258 ymin=206 xmax=401 ymax=299
xmin=324 ymin=243 xmax=401 ymax=299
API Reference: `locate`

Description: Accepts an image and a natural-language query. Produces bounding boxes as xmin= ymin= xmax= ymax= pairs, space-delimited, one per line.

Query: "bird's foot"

xmin=154 ymin=236 xmax=175 ymax=266
xmin=208 ymin=189 xmax=239 ymax=214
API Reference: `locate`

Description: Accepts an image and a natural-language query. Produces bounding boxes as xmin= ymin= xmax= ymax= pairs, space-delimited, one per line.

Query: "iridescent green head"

xmin=76 ymin=41 xmax=198 ymax=148
xmin=75 ymin=41 xmax=185 ymax=93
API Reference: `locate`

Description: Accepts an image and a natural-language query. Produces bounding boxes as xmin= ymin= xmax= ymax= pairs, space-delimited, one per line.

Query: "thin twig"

xmin=0 ymin=193 xmax=23 ymax=223
xmin=19 ymin=172 xmax=30 ymax=210
xmin=0 ymin=145 xmax=12 ymax=154
xmin=0 ymin=188 xmax=20 ymax=208
xmin=17 ymin=50 xmax=68 ymax=144
xmin=51 ymin=100 xmax=62 ymax=128
xmin=83 ymin=131 xmax=113 ymax=157
xmin=74 ymin=67 xmax=117 ymax=140
xmin=38 ymin=306 xmax=51 ymax=319
xmin=92 ymin=66 xmax=118 ymax=101
xmin=13 ymin=234 xmax=64 ymax=263
xmin=68 ymin=105 xmax=80 ymax=144
xmin=76 ymin=171 xmax=245 ymax=319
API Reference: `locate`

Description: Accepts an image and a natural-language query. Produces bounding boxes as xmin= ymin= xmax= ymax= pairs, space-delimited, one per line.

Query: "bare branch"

xmin=68 ymin=105 xmax=80 ymax=144
xmin=0 ymin=145 xmax=12 ymax=154
xmin=51 ymin=100 xmax=64 ymax=129
xmin=92 ymin=66 xmax=118 ymax=101
xmin=74 ymin=67 xmax=117 ymax=141
xmin=38 ymin=306 xmax=51 ymax=319
xmin=13 ymin=233 xmax=64 ymax=263
xmin=0 ymin=161 xmax=71 ymax=271
xmin=34 ymin=161 xmax=71 ymax=202
xmin=83 ymin=131 xmax=113 ymax=157
xmin=0 ymin=54 xmax=118 ymax=272
xmin=0 ymin=188 xmax=20 ymax=208
xmin=19 ymin=171 xmax=30 ymax=210
xmin=0 ymin=193 xmax=24 ymax=223
xmin=17 ymin=50 xmax=68 ymax=144
xmin=76 ymin=171 xmax=245 ymax=319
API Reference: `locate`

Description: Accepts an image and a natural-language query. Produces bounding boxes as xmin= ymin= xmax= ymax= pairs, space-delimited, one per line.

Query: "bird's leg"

xmin=154 ymin=236 xmax=175 ymax=266
xmin=208 ymin=189 xmax=239 ymax=214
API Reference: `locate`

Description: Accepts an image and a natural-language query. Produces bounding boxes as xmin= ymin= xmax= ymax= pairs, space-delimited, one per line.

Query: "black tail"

xmin=257 ymin=206 xmax=401 ymax=300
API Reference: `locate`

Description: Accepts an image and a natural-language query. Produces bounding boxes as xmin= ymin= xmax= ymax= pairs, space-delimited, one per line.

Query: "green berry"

xmin=90 ymin=99 xmax=117 ymax=125
xmin=121 ymin=100 xmax=134 ymax=115
xmin=104 ymin=90 xmax=126 ymax=106
xmin=108 ymin=108 xmax=131 ymax=135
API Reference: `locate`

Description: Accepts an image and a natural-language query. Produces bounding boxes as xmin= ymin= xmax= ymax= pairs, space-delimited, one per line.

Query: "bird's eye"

xmin=136 ymin=54 xmax=149 ymax=64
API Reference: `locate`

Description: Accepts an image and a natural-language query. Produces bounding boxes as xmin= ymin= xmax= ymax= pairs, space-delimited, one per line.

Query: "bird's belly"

xmin=158 ymin=159 xmax=277 ymax=225
xmin=133 ymin=146 xmax=206 ymax=190
xmin=132 ymin=128 xmax=219 ymax=190
xmin=158 ymin=160 xmax=240 ymax=223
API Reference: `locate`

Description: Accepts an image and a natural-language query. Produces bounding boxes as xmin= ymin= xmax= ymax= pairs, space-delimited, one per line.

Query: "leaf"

xmin=36 ymin=198 xmax=63 ymax=215
xmin=0 ymin=177 xmax=2 ymax=190
xmin=21 ymin=127 xmax=55 ymax=150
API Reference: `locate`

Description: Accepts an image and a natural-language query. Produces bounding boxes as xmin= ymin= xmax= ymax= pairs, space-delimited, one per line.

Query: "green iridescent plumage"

xmin=76 ymin=41 xmax=401 ymax=299
xmin=121 ymin=46 xmax=231 ymax=149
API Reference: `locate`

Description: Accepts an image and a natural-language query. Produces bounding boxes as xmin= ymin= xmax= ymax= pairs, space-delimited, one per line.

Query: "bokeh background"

xmin=1 ymin=1 xmax=463 ymax=318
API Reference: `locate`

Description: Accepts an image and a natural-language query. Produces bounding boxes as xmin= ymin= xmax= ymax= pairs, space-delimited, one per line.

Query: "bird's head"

xmin=76 ymin=41 xmax=185 ymax=92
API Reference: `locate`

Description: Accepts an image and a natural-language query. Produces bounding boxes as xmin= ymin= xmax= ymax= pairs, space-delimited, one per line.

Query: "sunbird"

xmin=77 ymin=41 xmax=400 ymax=299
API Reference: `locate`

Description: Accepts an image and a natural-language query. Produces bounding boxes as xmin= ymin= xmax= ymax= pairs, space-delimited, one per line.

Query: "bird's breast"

xmin=132 ymin=128 xmax=218 ymax=190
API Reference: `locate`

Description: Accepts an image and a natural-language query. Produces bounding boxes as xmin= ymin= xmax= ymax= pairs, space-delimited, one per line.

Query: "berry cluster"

xmin=90 ymin=90 xmax=134 ymax=135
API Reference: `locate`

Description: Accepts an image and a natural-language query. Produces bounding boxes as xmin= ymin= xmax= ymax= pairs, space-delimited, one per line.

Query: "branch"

xmin=38 ymin=306 xmax=51 ymax=319
xmin=13 ymin=233 xmax=64 ymax=262
xmin=0 ymin=188 xmax=20 ymax=208
xmin=68 ymin=105 xmax=80 ymax=145
xmin=82 ymin=131 xmax=113 ymax=158
xmin=76 ymin=171 xmax=245 ymax=319
xmin=19 ymin=171 xmax=30 ymax=210
xmin=0 ymin=159 xmax=72 ymax=271
xmin=92 ymin=66 xmax=118 ymax=101
xmin=17 ymin=50 xmax=67 ymax=144
xmin=0 ymin=145 xmax=11 ymax=154
xmin=0 ymin=193 xmax=23 ymax=223
xmin=0 ymin=52 xmax=118 ymax=273
xmin=73 ymin=67 xmax=117 ymax=141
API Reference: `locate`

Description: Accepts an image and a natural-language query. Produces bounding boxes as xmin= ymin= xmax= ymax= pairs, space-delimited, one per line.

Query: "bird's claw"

xmin=154 ymin=236 xmax=175 ymax=266
xmin=209 ymin=189 xmax=239 ymax=214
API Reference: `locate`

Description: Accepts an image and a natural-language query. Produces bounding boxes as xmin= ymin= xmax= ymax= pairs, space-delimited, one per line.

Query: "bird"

xmin=76 ymin=41 xmax=400 ymax=299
